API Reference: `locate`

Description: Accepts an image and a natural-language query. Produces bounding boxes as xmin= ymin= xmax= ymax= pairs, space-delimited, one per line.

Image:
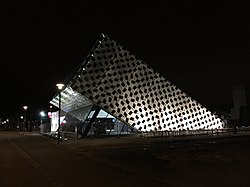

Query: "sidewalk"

xmin=58 ymin=130 xmax=250 ymax=152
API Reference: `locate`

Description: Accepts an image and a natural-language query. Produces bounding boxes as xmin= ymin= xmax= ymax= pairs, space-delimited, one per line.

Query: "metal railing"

xmin=141 ymin=127 xmax=250 ymax=138
xmin=40 ymin=127 xmax=78 ymax=143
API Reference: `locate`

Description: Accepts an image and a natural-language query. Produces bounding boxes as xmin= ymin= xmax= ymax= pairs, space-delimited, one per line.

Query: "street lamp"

xmin=23 ymin=106 xmax=28 ymax=133
xmin=56 ymin=83 xmax=64 ymax=144
xmin=40 ymin=111 xmax=46 ymax=117
xmin=19 ymin=116 xmax=23 ymax=132
xmin=39 ymin=111 xmax=46 ymax=131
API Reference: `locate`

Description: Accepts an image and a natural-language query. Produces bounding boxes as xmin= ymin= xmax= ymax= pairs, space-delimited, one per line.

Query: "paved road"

xmin=62 ymin=134 xmax=250 ymax=187
xmin=0 ymin=132 xmax=169 ymax=187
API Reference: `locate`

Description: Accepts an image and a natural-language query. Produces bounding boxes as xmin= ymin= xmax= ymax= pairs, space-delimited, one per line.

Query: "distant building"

xmin=50 ymin=34 xmax=224 ymax=136
xmin=231 ymin=84 xmax=250 ymax=126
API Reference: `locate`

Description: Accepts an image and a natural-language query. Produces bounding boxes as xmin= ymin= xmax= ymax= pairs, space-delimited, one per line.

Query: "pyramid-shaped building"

xmin=50 ymin=34 xmax=224 ymax=134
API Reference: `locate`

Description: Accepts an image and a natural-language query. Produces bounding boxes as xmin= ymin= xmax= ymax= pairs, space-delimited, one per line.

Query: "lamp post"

xmin=23 ymin=106 xmax=28 ymax=133
xmin=40 ymin=111 xmax=46 ymax=124
xmin=56 ymin=83 xmax=64 ymax=144
xmin=20 ymin=116 xmax=23 ymax=131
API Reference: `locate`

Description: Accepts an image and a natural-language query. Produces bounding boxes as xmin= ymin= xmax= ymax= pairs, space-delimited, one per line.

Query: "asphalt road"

xmin=2 ymin=132 xmax=250 ymax=187
xmin=0 ymin=132 xmax=169 ymax=187
xmin=62 ymin=133 xmax=250 ymax=187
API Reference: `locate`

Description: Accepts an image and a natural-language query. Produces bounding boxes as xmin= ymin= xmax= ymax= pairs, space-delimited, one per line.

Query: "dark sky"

xmin=1 ymin=1 xmax=250 ymax=120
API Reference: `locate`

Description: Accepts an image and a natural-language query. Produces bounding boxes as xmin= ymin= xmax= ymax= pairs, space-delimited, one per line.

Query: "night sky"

xmin=1 ymin=1 xmax=250 ymax=120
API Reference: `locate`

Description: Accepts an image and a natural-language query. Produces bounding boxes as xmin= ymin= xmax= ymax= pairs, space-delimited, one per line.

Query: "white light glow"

xmin=56 ymin=83 xmax=64 ymax=90
xmin=40 ymin=111 xmax=46 ymax=117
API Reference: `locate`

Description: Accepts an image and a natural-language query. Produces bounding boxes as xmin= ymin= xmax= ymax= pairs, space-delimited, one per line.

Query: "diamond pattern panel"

xmin=70 ymin=34 xmax=223 ymax=131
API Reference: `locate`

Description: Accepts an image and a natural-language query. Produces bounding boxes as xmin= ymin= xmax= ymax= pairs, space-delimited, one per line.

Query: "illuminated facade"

xmin=51 ymin=34 xmax=223 ymax=134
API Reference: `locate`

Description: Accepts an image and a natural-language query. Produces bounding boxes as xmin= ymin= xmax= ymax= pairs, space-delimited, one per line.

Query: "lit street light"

xmin=40 ymin=111 xmax=46 ymax=117
xmin=18 ymin=116 xmax=24 ymax=131
xmin=56 ymin=83 xmax=64 ymax=144
xmin=23 ymin=106 xmax=28 ymax=133
xmin=39 ymin=111 xmax=46 ymax=131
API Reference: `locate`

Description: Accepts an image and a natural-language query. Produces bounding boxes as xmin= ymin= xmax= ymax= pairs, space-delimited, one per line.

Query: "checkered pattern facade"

xmin=69 ymin=34 xmax=223 ymax=131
